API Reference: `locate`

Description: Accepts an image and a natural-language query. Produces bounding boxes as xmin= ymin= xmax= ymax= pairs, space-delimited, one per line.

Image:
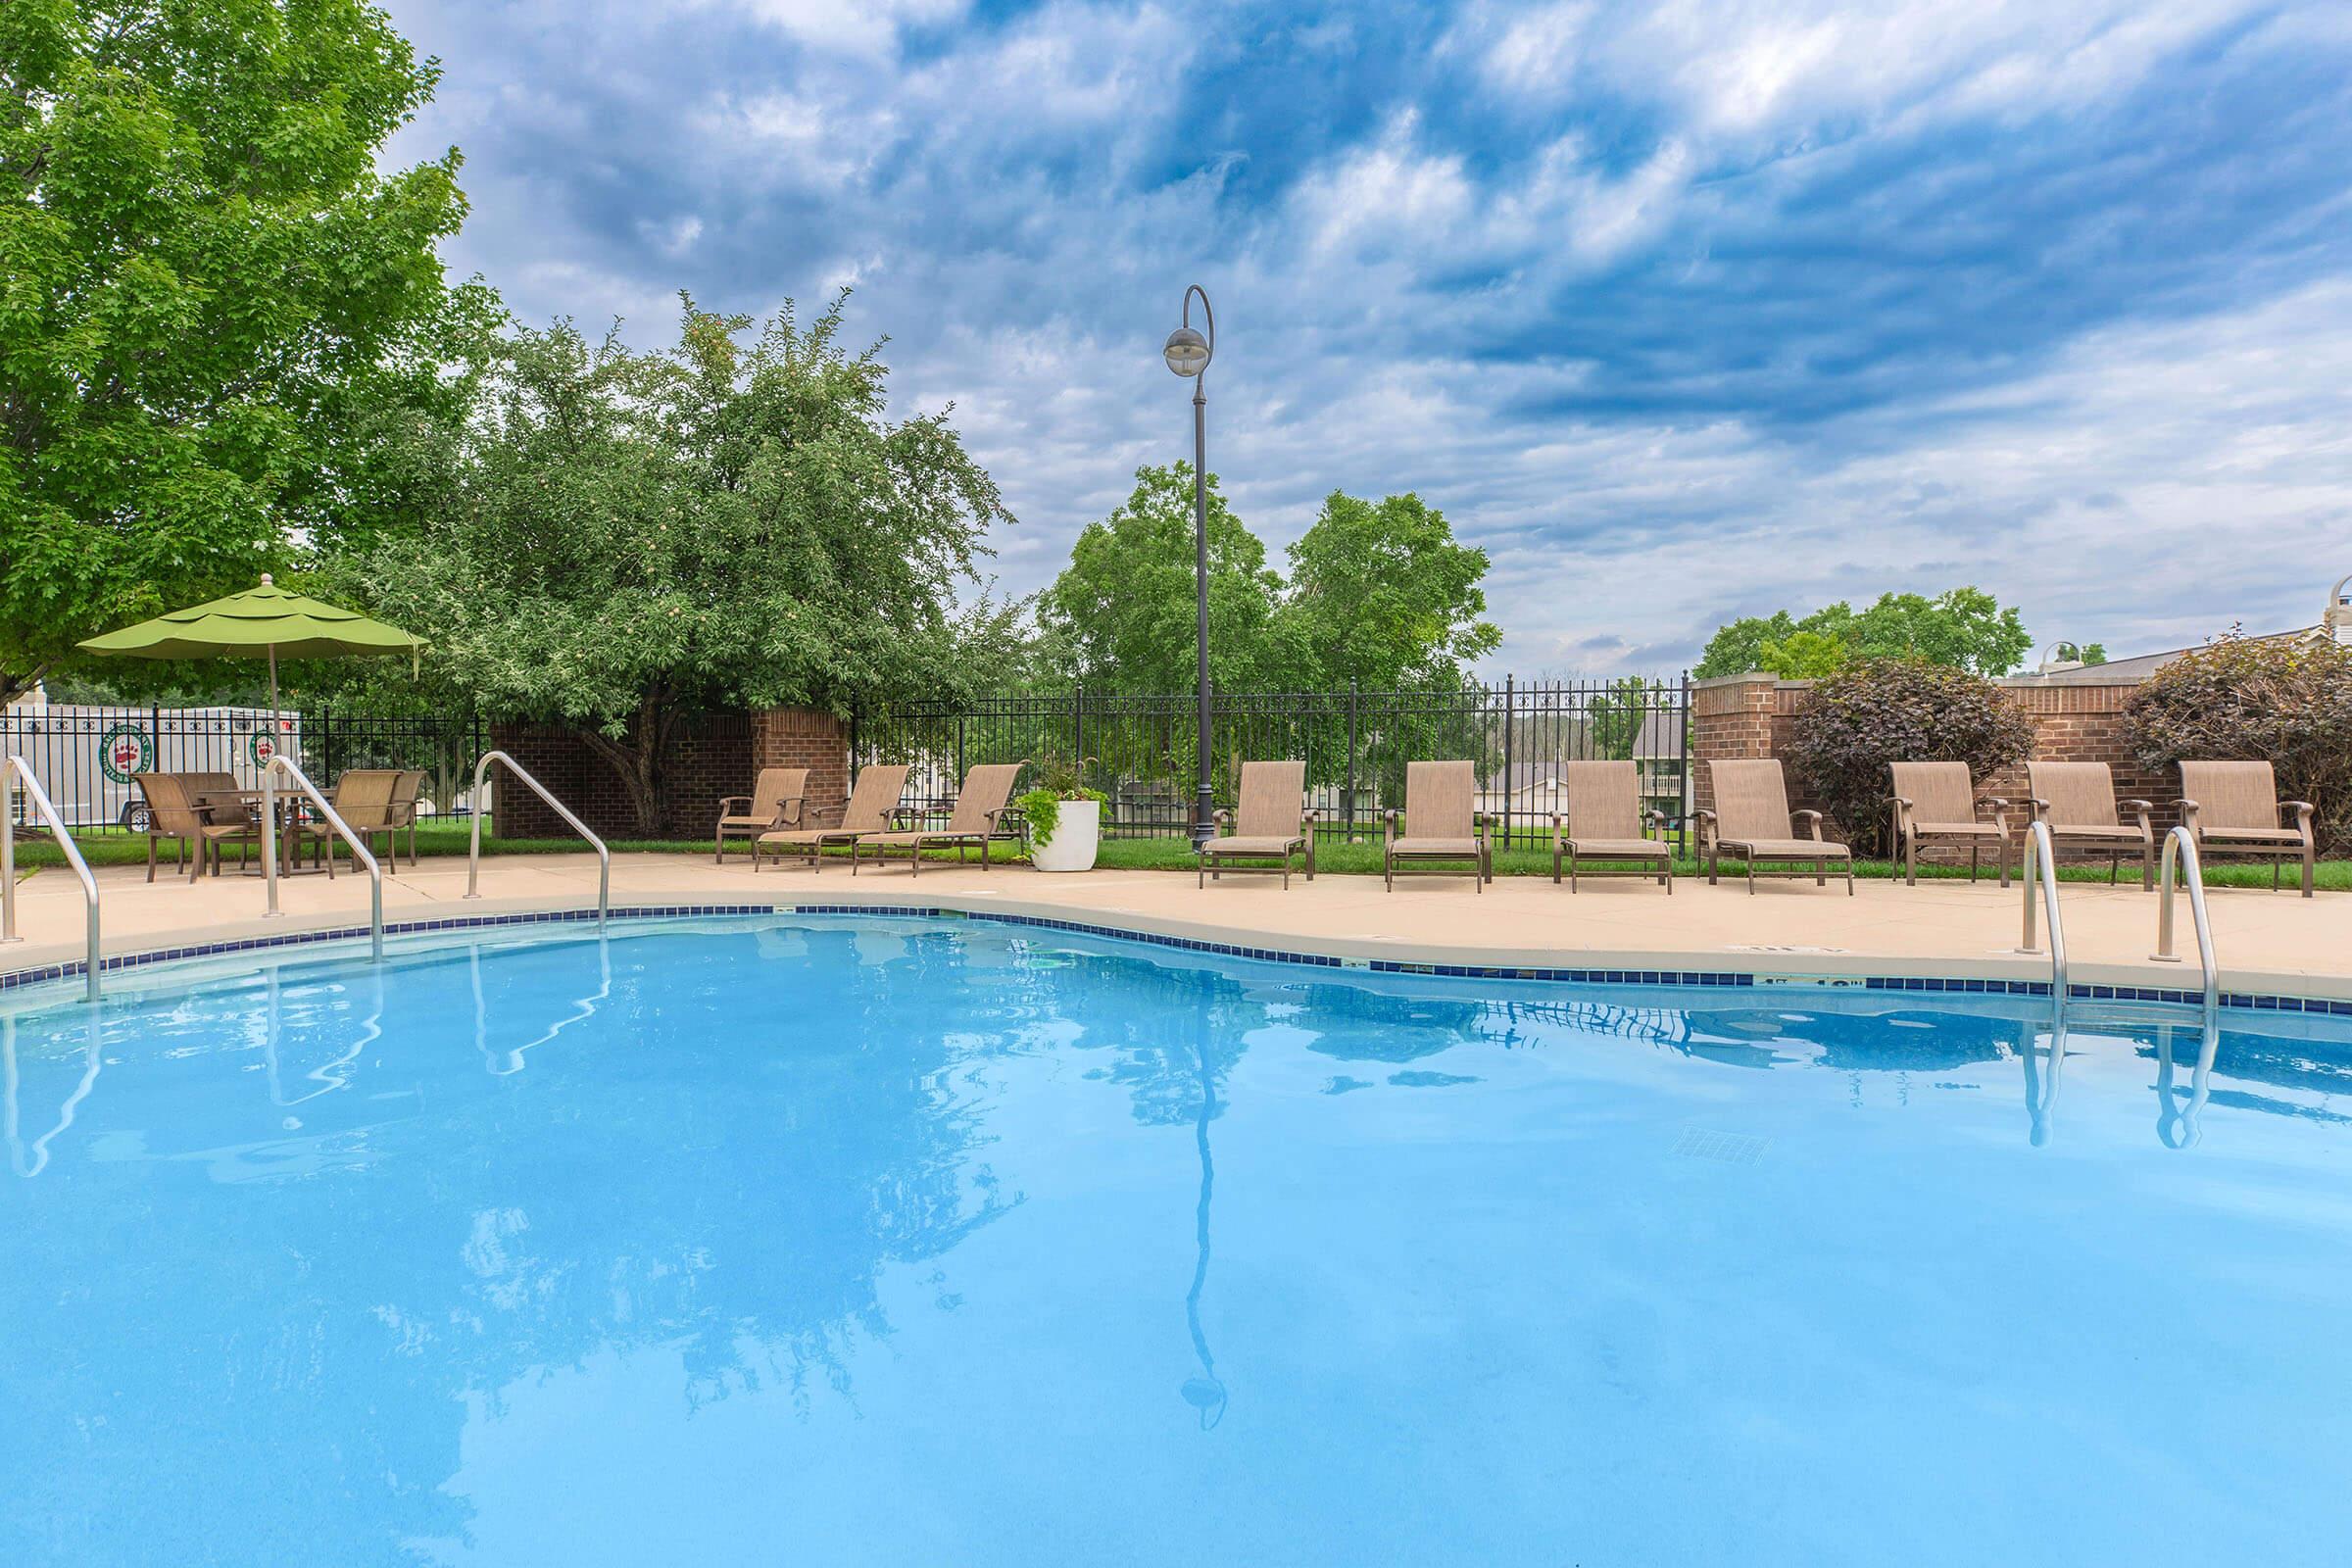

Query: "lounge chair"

xmin=1384 ymin=760 xmax=1491 ymax=891
xmin=1888 ymin=761 xmax=2013 ymax=887
xmin=852 ymin=762 xmax=1026 ymax=876
xmin=1550 ymin=760 xmax=1672 ymax=893
xmin=2178 ymin=760 xmax=2316 ymax=897
xmin=754 ymin=762 xmax=911 ymax=873
xmin=2026 ymin=761 xmax=2154 ymax=889
xmin=133 ymin=772 xmax=261 ymax=882
xmin=715 ymin=767 xmax=808 ymax=862
xmin=1199 ymin=761 xmax=1315 ymax=888
xmin=1698 ymin=759 xmax=1853 ymax=894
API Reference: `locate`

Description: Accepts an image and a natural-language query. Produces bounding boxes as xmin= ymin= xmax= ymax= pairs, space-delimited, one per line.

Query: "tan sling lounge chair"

xmin=1384 ymin=760 xmax=1491 ymax=891
xmin=2178 ymin=760 xmax=2316 ymax=897
xmin=2026 ymin=761 xmax=2154 ymax=889
xmin=1199 ymin=761 xmax=1315 ymax=888
xmin=1699 ymin=759 xmax=1853 ymax=894
xmin=715 ymin=767 xmax=808 ymax=861
xmin=133 ymin=772 xmax=261 ymax=882
xmin=754 ymin=762 xmax=911 ymax=873
xmin=1550 ymin=760 xmax=1672 ymax=893
xmin=1888 ymin=761 xmax=2013 ymax=887
xmin=853 ymin=761 xmax=1025 ymax=876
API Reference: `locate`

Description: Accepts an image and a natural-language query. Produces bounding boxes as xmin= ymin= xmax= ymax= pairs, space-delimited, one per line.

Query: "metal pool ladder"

xmin=261 ymin=753 xmax=384 ymax=961
xmin=2015 ymin=819 xmax=2069 ymax=1018
xmin=2150 ymin=824 xmax=2220 ymax=1026
xmin=2 ymin=756 xmax=102 ymax=1003
xmin=464 ymin=751 xmax=610 ymax=931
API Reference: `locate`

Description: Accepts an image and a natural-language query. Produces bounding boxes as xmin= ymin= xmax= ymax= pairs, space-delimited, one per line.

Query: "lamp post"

xmin=1164 ymin=285 xmax=1216 ymax=849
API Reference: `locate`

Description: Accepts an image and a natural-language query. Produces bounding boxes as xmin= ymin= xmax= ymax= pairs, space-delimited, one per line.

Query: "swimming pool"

xmin=4 ymin=915 xmax=2349 ymax=1566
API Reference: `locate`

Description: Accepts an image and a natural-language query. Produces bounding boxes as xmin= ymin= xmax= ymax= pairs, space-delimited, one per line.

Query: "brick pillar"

xmin=752 ymin=707 xmax=850 ymax=825
xmin=1690 ymin=672 xmax=1778 ymax=816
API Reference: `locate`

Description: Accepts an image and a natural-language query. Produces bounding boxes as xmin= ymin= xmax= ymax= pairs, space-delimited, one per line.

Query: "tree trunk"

xmin=572 ymin=689 xmax=676 ymax=839
xmin=0 ymin=662 xmax=49 ymax=709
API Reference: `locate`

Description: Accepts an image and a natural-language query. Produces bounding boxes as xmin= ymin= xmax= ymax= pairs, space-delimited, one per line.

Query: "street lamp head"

xmin=1163 ymin=324 xmax=1210 ymax=377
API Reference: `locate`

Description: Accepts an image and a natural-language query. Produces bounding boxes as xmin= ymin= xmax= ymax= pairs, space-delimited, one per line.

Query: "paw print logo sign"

xmin=97 ymin=721 xmax=156 ymax=785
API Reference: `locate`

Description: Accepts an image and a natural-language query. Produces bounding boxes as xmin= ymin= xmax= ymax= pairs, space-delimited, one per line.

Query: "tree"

xmin=1035 ymin=463 xmax=1298 ymax=693
xmin=1847 ymin=588 xmax=2031 ymax=674
xmin=0 ymin=0 xmax=490 ymax=704
xmin=1694 ymin=588 xmax=2031 ymax=679
xmin=1278 ymin=491 xmax=1499 ymax=690
xmin=2052 ymin=641 xmax=2108 ymax=665
xmin=1757 ymin=628 xmax=1851 ymax=679
xmin=353 ymin=295 xmax=1010 ymax=834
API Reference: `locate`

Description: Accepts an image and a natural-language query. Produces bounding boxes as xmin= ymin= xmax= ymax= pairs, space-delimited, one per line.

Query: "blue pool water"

xmin=4 ymin=916 xmax=2351 ymax=1566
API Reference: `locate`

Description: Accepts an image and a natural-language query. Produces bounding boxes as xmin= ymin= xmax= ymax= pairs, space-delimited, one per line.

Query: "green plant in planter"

xmin=1016 ymin=758 xmax=1106 ymax=850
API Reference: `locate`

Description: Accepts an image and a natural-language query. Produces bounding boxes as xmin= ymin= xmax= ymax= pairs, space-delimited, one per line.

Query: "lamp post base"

xmin=1194 ymin=785 xmax=1215 ymax=851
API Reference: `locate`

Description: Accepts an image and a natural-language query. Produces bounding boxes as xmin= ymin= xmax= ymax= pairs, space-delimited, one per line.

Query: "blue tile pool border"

xmin=5 ymin=901 xmax=2351 ymax=1016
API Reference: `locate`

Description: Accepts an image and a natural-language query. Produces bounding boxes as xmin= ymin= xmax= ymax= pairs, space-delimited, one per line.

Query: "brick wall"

xmin=488 ymin=713 xmax=753 ymax=841
xmin=1690 ymin=672 xmax=2170 ymax=853
xmin=1690 ymin=673 xmax=1778 ymax=817
xmin=487 ymin=707 xmax=851 ymax=843
xmin=751 ymin=708 xmax=850 ymax=826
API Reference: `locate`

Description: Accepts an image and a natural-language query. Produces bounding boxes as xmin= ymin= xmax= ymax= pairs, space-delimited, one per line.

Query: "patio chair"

xmin=2026 ymin=761 xmax=2155 ymax=889
xmin=754 ymin=762 xmax=910 ymax=874
xmin=1384 ymin=760 xmax=1491 ymax=891
xmin=133 ymin=772 xmax=261 ymax=882
xmin=1199 ymin=761 xmax=1315 ymax=888
xmin=1698 ymin=760 xmax=1853 ymax=894
xmin=297 ymin=769 xmax=404 ymax=877
xmin=2178 ymin=760 xmax=2316 ymax=897
xmin=715 ymin=767 xmax=808 ymax=862
xmin=852 ymin=761 xmax=1026 ymax=876
xmin=1887 ymin=761 xmax=2014 ymax=888
xmin=386 ymin=768 xmax=426 ymax=866
xmin=1551 ymin=760 xmax=1672 ymax=893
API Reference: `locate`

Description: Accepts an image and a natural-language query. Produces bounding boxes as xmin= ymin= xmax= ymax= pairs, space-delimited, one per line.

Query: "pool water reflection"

xmin=3 ymin=917 xmax=2349 ymax=1566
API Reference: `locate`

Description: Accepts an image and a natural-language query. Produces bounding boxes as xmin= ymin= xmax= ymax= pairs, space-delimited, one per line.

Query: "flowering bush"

xmin=2125 ymin=634 xmax=2352 ymax=853
xmin=1785 ymin=660 xmax=2034 ymax=856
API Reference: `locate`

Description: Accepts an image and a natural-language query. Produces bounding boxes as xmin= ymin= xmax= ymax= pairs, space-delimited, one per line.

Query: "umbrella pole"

xmin=263 ymin=643 xmax=280 ymax=916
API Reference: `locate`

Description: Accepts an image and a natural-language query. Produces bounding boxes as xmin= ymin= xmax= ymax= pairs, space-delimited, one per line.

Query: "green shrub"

xmin=1784 ymin=659 xmax=2034 ymax=856
xmin=2124 ymin=634 xmax=2352 ymax=854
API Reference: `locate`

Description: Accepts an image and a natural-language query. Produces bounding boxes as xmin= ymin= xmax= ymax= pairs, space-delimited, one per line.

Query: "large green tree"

xmin=355 ymin=296 xmax=1010 ymax=833
xmin=1694 ymin=588 xmax=2033 ymax=679
xmin=0 ymin=0 xmax=486 ymax=704
xmin=1279 ymin=490 xmax=1498 ymax=689
xmin=1035 ymin=463 xmax=1298 ymax=693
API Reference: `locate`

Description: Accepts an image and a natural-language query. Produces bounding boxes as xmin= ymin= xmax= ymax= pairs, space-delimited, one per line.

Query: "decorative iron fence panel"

xmin=4 ymin=705 xmax=485 ymax=832
xmin=853 ymin=677 xmax=1691 ymax=852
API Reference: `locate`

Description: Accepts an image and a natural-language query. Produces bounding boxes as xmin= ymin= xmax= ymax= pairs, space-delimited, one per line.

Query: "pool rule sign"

xmin=98 ymin=721 xmax=155 ymax=785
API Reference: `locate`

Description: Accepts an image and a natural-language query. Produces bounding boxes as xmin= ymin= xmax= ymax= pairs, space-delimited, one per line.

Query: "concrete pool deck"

xmin=7 ymin=850 xmax=2351 ymax=1002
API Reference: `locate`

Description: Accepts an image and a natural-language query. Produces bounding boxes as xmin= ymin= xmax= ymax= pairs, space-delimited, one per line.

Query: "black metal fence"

xmin=851 ymin=677 xmax=1691 ymax=852
xmin=3 ymin=704 xmax=485 ymax=832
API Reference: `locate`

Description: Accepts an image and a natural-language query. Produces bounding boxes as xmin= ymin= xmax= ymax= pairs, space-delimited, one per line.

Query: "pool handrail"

xmin=2 ymin=755 xmax=102 ymax=1003
xmin=2149 ymin=824 xmax=2220 ymax=1024
xmin=261 ymin=754 xmax=384 ymax=961
xmin=2015 ymin=819 xmax=2068 ymax=1019
xmin=465 ymin=751 xmax=609 ymax=931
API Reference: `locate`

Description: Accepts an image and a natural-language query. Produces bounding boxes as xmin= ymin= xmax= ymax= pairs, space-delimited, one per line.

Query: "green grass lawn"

xmin=12 ymin=819 xmax=2346 ymax=891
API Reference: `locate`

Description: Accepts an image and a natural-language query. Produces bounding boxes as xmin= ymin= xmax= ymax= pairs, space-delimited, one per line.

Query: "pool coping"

xmin=5 ymin=889 xmax=2350 ymax=1017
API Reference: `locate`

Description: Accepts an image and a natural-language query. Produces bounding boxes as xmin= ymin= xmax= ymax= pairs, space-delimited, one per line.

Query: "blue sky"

xmin=379 ymin=0 xmax=2352 ymax=673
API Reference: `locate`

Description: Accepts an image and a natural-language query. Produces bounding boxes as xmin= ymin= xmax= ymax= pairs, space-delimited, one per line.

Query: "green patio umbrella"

xmin=76 ymin=574 xmax=425 ymax=709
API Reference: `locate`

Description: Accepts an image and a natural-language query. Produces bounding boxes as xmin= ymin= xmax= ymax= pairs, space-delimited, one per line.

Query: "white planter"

xmin=1030 ymin=798 xmax=1101 ymax=873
